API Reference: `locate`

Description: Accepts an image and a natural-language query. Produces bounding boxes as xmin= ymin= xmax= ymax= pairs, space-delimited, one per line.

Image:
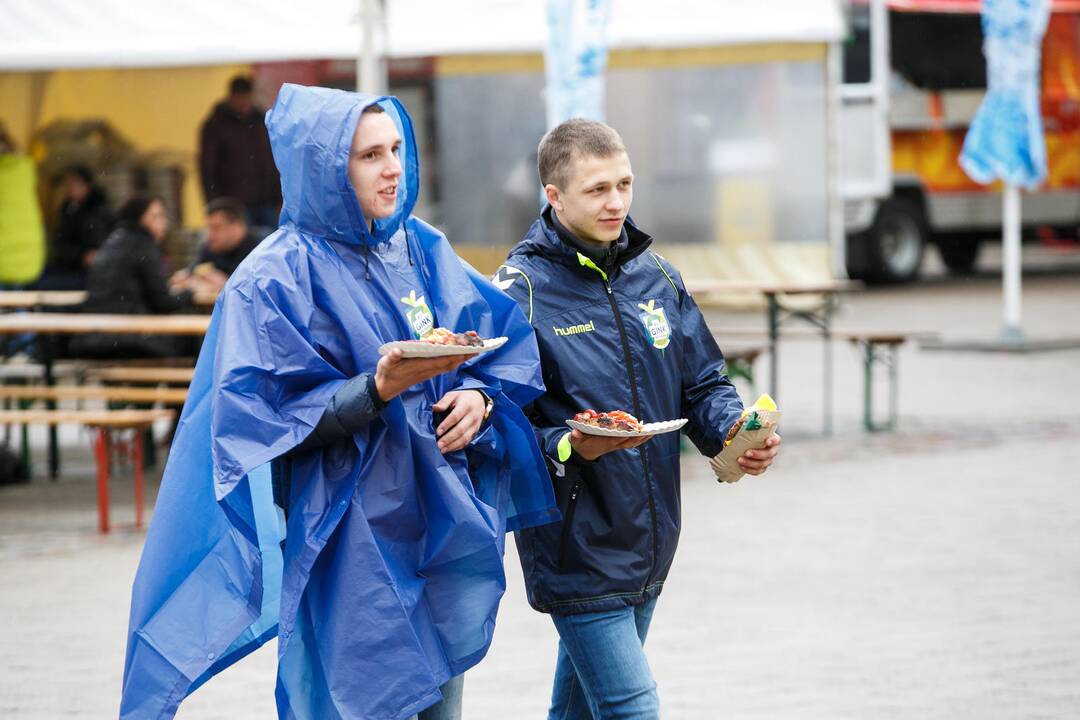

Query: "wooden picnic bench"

xmin=834 ymin=331 xmax=911 ymax=433
xmin=721 ymin=346 xmax=765 ymax=391
xmin=0 ymin=312 xmax=208 ymax=477
xmin=0 ymin=408 xmax=175 ymax=533
xmin=85 ymin=366 xmax=196 ymax=384
xmin=689 ymin=280 xmax=862 ymax=435
xmin=0 ymin=385 xmax=188 ymax=404
xmin=0 ymin=289 xmax=218 ymax=311
xmin=0 ymin=290 xmax=87 ymax=310
xmin=713 ymin=328 xmax=927 ymax=432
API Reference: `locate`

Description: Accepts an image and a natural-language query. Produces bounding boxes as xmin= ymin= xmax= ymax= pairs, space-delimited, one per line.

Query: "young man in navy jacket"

xmin=495 ymin=119 xmax=782 ymax=719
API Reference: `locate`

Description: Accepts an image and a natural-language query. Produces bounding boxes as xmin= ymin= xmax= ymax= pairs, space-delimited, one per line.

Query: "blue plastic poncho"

xmin=120 ymin=84 xmax=558 ymax=720
xmin=959 ymin=0 xmax=1051 ymax=189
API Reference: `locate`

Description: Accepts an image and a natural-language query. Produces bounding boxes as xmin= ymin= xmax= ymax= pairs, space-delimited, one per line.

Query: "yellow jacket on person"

xmin=0 ymin=153 xmax=45 ymax=285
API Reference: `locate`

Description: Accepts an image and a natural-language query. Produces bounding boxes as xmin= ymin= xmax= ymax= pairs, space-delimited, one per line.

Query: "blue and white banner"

xmin=544 ymin=0 xmax=613 ymax=128
xmin=959 ymin=0 xmax=1051 ymax=189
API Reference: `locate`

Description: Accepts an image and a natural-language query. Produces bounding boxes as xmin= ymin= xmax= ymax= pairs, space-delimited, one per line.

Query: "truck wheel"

xmin=862 ymin=197 xmax=927 ymax=283
xmin=937 ymin=236 xmax=981 ymax=275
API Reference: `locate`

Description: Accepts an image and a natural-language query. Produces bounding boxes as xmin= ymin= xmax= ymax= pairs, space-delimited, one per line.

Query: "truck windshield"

xmin=891 ymin=11 xmax=987 ymax=90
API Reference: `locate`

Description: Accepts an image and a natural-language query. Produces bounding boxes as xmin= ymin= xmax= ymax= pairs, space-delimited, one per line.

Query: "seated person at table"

xmin=169 ymin=196 xmax=261 ymax=298
xmin=36 ymin=165 xmax=114 ymax=291
xmin=71 ymin=194 xmax=196 ymax=359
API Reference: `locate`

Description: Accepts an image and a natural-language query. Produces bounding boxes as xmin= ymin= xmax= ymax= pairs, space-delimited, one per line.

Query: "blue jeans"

xmin=548 ymin=599 xmax=659 ymax=720
xmin=408 ymin=674 xmax=463 ymax=720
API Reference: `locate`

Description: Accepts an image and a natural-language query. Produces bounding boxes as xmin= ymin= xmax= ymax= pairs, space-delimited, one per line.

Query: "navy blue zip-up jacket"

xmin=496 ymin=209 xmax=744 ymax=615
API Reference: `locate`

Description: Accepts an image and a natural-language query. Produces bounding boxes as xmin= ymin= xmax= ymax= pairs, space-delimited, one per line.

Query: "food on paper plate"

xmin=419 ymin=328 xmax=485 ymax=347
xmin=572 ymin=409 xmax=645 ymax=433
xmin=379 ymin=332 xmax=508 ymax=357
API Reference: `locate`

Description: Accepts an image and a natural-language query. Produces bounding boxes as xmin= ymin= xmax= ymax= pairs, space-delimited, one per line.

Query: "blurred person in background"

xmin=71 ymin=194 xmax=195 ymax=359
xmin=169 ymin=196 xmax=261 ymax=298
xmin=0 ymin=122 xmax=45 ymax=290
xmin=36 ymin=164 xmax=114 ymax=290
xmin=199 ymin=74 xmax=281 ymax=227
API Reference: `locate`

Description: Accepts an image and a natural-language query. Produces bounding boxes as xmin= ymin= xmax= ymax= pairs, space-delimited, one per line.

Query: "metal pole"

xmin=134 ymin=429 xmax=145 ymax=530
xmin=1001 ymin=183 xmax=1023 ymax=342
xmin=823 ymin=297 xmax=834 ymax=437
xmin=357 ymin=0 xmax=387 ymax=94
xmin=767 ymin=293 xmax=780 ymax=401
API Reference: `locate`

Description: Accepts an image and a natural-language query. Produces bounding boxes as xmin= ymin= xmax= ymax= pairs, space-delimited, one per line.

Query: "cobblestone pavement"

xmin=2 ymin=270 xmax=1078 ymax=719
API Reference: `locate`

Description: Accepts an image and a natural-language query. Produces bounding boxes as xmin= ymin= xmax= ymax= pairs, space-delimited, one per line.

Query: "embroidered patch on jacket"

xmin=638 ymin=300 xmax=670 ymax=350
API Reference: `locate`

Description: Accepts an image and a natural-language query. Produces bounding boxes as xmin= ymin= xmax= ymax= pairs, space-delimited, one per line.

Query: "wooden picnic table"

xmin=0 ymin=385 xmax=189 ymax=404
xmin=0 ymin=289 xmax=218 ymax=311
xmin=88 ymin=366 xmax=196 ymax=384
xmin=0 ymin=291 xmax=88 ymax=309
xmin=0 ymin=312 xmax=211 ymax=335
xmin=686 ymin=279 xmax=862 ymax=435
xmin=0 ymin=312 xmax=209 ymax=478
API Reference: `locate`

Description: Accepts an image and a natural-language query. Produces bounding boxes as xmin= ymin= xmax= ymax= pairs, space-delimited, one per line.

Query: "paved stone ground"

xmin=2 ymin=257 xmax=1079 ymax=719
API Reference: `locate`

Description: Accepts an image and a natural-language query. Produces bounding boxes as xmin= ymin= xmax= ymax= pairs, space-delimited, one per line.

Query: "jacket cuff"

xmin=294 ymin=372 xmax=382 ymax=453
xmin=366 ymin=373 xmax=386 ymax=413
xmin=538 ymin=428 xmax=581 ymax=476
xmin=334 ymin=372 xmax=383 ymax=431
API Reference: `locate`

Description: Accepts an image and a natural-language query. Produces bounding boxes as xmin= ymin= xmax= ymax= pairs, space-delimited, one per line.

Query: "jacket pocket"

xmin=556 ymin=478 xmax=582 ymax=570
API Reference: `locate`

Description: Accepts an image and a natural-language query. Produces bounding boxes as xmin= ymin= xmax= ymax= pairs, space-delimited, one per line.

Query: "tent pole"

xmin=1001 ymin=183 xmax=1023 ymax=342
xmin=357 ymin=0 xmax=386 ymax=94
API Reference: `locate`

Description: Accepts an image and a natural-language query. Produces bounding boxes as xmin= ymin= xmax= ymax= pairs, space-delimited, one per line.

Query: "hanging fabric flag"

xmin=544 ymin=0 xmax=614 ymax=128
xmin=959 ymin=0 xmax=1051 ymax=189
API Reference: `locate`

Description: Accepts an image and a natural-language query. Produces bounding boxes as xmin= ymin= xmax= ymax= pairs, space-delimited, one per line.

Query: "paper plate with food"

xmin=378 ymin=328 xmax=508 ymax=358
xmin=566 ymin=409 xmax=688 ymax=438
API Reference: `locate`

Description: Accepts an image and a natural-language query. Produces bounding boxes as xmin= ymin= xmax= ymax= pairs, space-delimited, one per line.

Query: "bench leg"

xmin=134 ymin=430 xmax=145 ymax=530
xmin=888 ymin=344 xmax=899 ymax=431
xmin=767 ymin=293 xmax=780 ymax=401
xmin=862 ymin=342 xmax=874 ymax=432
xmin=823 ymin=302 xmax=834 ymax=437
xmin=19 ymin=422 xmax=30 ymax=479
xmin=41 ymin=335 xmax=60 ymax=480
xmin=863 ymin=342 xmax=901 ymax=433
xmin=726 ymin=359 xmax=756 ymax=394
xmin=93 ymin=428 xmax=111 ymax=534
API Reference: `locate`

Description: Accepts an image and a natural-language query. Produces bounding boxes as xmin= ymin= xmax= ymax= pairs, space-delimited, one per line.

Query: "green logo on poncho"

xmin=401 ymin=290 xmax=434 ymax=339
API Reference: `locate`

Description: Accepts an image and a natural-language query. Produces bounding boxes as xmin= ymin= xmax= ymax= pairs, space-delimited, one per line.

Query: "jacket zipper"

xmin=602 ymin=278 xmax=659 ymax=595
xmin=556 ymin=479 xmax=582 ymax=569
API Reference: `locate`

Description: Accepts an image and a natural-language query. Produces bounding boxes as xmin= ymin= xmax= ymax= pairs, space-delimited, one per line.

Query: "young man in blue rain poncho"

xmin=119 ymin=84 xmax=558 ymax=720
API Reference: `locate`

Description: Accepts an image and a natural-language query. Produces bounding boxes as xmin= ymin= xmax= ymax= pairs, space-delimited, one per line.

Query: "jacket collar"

xmin=516 ymin=205 xmax=653 ymax=282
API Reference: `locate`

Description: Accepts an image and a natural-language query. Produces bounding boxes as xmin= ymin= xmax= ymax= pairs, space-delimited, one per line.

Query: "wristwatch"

xmin=475 ymin=389 xmax=495 ymax=420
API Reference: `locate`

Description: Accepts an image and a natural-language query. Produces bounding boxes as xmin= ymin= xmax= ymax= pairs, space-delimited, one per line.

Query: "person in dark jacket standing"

xmin=37 ymin=165 xmax=113 ymax=290
xmin=198 ymin=75 xmax=281 ymax=227
xmin=72 ymin=194 xmax=194 ymax=359
xmin=495 ymin=119 xmax=782 ymax=719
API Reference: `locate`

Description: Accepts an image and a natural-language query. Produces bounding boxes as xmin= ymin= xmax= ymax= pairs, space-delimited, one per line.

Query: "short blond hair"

xmin=538 ymin=118 xmax=625 ymax=189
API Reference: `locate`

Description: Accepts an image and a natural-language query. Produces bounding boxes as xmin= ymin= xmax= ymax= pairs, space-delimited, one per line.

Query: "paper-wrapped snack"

xmin=710 ymin=394 xmax=780 ymax=484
